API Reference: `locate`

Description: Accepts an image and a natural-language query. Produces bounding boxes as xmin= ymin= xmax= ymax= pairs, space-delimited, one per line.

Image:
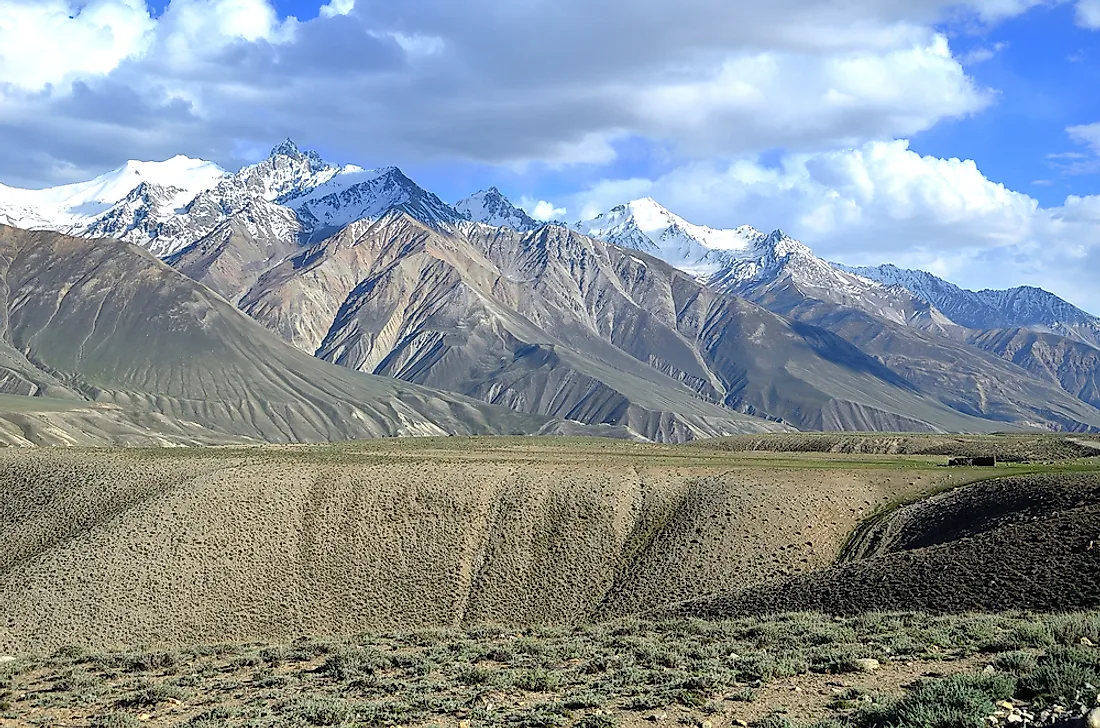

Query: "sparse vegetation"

xmin=5 ymin=611 xmax=1100 ymax=727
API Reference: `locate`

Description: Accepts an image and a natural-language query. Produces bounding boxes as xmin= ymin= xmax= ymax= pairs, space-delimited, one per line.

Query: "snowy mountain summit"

xmin=574 ymin=198 xmax=764 ymax=276
xmin=574 ymin=201 xmax=959 ymax=331
xmin=0 ymin=141 xmax=462 ymax=257
xmin=0 ymin=155 xmax=226 ymax=233
xmin=456 ymin=188 xmax=542 ymax=231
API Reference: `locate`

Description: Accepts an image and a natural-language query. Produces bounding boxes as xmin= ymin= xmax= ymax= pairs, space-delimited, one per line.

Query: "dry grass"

xmin=4 ymin=611 xmax=1099 ymax=728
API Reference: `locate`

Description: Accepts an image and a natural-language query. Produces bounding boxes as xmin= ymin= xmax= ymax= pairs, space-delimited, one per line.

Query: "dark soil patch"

xmin=672 ymin=472 xmax=1100 ymax=617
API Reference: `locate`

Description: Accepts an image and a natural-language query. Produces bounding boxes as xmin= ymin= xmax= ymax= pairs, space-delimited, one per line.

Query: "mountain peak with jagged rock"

xmin=287 ymin=165 xmax=463 ymax=238
xmin=270 ymin=138 xmax=302 ymax=157
xmin=456 ymin=187 xmax=542 ymax=231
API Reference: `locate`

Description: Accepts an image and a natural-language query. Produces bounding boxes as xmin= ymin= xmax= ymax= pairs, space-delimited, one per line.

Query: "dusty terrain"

xmin=0 ymin=438 xmax=982 ymax=653
xmin=694 ymin=432 xmax=1100 ymax=461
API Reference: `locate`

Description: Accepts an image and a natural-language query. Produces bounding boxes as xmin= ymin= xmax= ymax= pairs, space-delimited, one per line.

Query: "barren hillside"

xmin=0 ymin=440 xmax=965 ymax=652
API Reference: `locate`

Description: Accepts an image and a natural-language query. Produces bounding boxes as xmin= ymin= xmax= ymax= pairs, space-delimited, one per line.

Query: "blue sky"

xmin=912 ymin=2 xmax=1100 ymax=206
xmin=1 ymin=0 xmax=1100 ymax=310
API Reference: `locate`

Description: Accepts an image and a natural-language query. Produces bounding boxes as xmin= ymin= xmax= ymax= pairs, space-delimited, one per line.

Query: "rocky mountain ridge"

xmin=842 ymin=263 xmax=1100 ymax=348
xmin=3 ymin=146 xmax=1100 ymax=435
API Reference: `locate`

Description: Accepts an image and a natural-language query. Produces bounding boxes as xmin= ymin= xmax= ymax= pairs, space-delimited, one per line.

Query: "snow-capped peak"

xmin=268 ymin=137 xmax=331 ymax=170
xmin=575 ymin=198 xmax=764 ymax=276
xmin=456 ymin=187 xmax=541 ymax=231
xmin=113 ymin=155 xmax=227 ymax=193
xmin=288 ymin=165 xmax=464 ymax=235
xmin=0 ymin=156 xmax=226 ymax=229
xmin=270 ymin=138 xmax=303 ymax=158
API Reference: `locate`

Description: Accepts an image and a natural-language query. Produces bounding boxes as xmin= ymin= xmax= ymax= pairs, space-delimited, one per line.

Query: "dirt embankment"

xmin=673 ymin=472 xmax=1100 ymax=618
xmin=0 ymin=445 xmax=945 ymax=653
xmin=695 ymin=433 xmax=1100 ymax=462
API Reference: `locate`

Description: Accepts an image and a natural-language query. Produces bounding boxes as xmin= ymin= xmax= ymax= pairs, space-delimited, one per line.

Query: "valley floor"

xmin=2 ymin=433 xmax=1099 ymax=727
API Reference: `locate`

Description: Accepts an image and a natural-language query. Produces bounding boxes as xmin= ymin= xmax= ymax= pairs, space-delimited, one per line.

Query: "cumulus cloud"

xmin=565 ymin=140 xmax=1100 ymax=312
xmin=0 ymin=0 xmax=1047 ymax=185
xmin=2 ymin=0 xmax=1098 ymax=311
xmin=0 ymin=0 xmax=154 ymax=91
xmin=319 ymin=0 xmax=354 ymax=19
xmin=518 ymin=199 xmax=567 ymax=222
xmin=1077 ymin=0 xmax=1100 ymax=28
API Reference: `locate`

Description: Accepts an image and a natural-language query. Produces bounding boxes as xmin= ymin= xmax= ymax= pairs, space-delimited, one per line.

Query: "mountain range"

xmin=2 ymin=140 xmax=1099 ymax=442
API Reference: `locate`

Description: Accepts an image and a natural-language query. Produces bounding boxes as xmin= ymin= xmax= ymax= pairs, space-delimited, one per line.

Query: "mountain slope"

xmin=237 ymin=212 xmax=1006 ymax=437
xmin=966 ymin=328 xmax=1100 ymax=410
xmin=289 ymin=165 xmax=463 ymax=240
xmin=0 ymin=224 xmax=619 ymax=444
xmin=577 ymin=201 xmax=960 ymax=335
xmin=239 ymin=217 xmax=790 ymax=442
xmin=163 ymin=200 xmax=304 ymax=303
xmin=710 ymin=229 xmax=961 ymax=335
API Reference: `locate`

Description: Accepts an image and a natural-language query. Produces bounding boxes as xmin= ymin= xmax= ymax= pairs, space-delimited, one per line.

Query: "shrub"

xmin=575 ymin=715 xmax=617 ymax=728
xmin=1016 ymin=646 xmax=1100 ymax=706
xmin=90 ymin=713 xmax=142 ymax=728
xmin=751 ymin=715 xmax=795 ymax=728
xmin=561 ymin=692 xmax=607 ymax=709
xmin=513 ymin=702 xmax=570 ymax=727
xmin=317 ymin=647 xmax=391 ymax=681
xmin=853 ymin=673 xmax=1016 ymax=728
xmin=293 ymin=696 xmax=353 ymax=726
xmin=514 ymin=667 xmax=563 ymax=692
xmin=1045 ymin=613 xmax=1100 ymax=647
xmin=454 ymin=664 xmax=496 ymax=686
xmin=115 ymin=682 xmax=186 ymax=708
xmin=982 ymin=623 xmax=1055 ymax=652
xmin=184 ymin=707 xmax=234 ymax=727
xmin=990 ymin=651 xmax=1038 ymax=675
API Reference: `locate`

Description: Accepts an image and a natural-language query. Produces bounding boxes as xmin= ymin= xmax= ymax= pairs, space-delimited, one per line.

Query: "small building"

xmin=947 ymin=456 xmax=997 ymax=467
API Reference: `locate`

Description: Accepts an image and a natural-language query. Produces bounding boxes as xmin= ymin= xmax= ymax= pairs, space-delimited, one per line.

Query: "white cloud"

xmin=959 ymin=41 xmax=1008 ymax=65
xmin=0 ymin=0 xmax=1051 ymax=179
xmin=0 ymin=0 xmax=155 ymax=91
xmin=634 ymin=34 xmax=990 ymax=156
xmin=0 ymin=0 xmax=1097 ymax=312
xmin=319 ymin=0 xmax=354 ymax=19
xmin=526 ymin=200 xmax=567 ymax=221
xmin=1068 ymin=122 xmax=1100 ymax=153
xmin=157 ymin=0 xmax=296 ymax=64
xmin=1077 ymin=0 xmax=1100 ymax=28
xmin=566 ymin=141 xmax=1100 ymax=312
